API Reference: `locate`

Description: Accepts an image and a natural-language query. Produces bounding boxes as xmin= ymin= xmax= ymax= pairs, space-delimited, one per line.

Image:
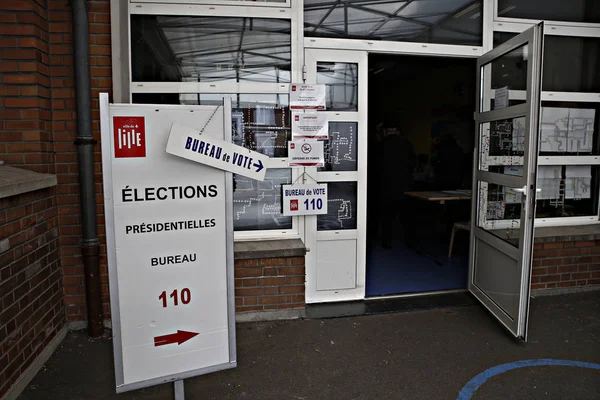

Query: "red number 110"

xmin=159 ymin=288 xmax=191 ymax=308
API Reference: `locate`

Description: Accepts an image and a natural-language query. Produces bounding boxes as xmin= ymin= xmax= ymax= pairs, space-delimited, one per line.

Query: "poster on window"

xmin=288 ymin=140 xmax=324 ymax=167
xmin=291 ymin=112 xmax=328 ymax=140
xmin=290 ymin=84 xmax=326 ymax=110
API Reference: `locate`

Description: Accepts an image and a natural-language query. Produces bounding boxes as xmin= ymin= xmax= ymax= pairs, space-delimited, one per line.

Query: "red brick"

xmin=575 ymin=241 xmax=595 ymax=248
xmin=258 ymin=277 xmax=287 ymax=286
xmin=234 ymin=268 xmax=262 ymax=278
xmin=259 ymin=258 xmax=287 ymax=267
xmin=543 ymin=242 xmax=564 ymax=250
xmin=279 ymin=285 xmax=304 ymax=294
xmin=236 ymin=288 xmax=263 ymax=297
xmin=540 ymin=275 xmax=560 ymax=283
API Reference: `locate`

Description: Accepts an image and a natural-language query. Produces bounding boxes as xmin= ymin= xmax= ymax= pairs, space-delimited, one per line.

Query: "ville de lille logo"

xmin=113 ymin=116 xmax=146 ymax=158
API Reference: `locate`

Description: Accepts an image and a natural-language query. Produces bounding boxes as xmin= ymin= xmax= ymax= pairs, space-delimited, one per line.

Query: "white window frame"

xmin=486 ymin=8 xmax=600 ymax=227
xmin=113 ymin=0 xmax=304 ymax=241
xmin=494 ymin=0 xmax=600 ymax=29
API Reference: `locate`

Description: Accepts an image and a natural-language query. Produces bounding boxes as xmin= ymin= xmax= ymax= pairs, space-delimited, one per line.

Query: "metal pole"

xmin=71 ymin=0 xmax=103 ymax=338
xmin=174 ymin=380 xmax=185 ymax=400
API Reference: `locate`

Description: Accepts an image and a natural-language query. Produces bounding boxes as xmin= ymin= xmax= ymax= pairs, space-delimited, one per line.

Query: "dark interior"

xmin=366 ymin=54 xmax=477 ymax=297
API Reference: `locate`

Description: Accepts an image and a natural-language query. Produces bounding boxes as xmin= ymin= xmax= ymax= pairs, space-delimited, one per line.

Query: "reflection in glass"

xmin=131 ymin=15 xmax=291 ymax=83
xmin=233 ymin=169 xmax=292 ymax=232
xmin=494 ymin=33 xmax=600 ymax=93
xmin=132 ymin=93 xmax=291 ymax=158
xmin=305 ymin=0 xmax=483 ymax=46
xmin=497 ymin=0 xmax=600 ymax=23
xmin=536 ymin=166 xmax=598 ymax=218
xmin=481 ymin=44 xmax=529 ymax=112
xmin=319 ymin=122 xmax=358 ymax=172
xmin=317 ymin=182 xmax=357 ymax=230
xmin=317 ymin=62 xmax=358 ymax=111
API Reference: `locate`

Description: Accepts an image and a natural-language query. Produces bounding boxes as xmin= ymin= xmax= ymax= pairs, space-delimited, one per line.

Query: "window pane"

xmin=132 ymin=93 xmax=291 ymax=158
xmin=497 ymin=0 xmax=600 ymax=23
xmin=131 ymin=15 xmax=291 ymax=83
xmin=536 ymin=166 xmax=598 ymax=218
xmin=317 ymin=182 xmax=357 ymax=230
xmin=319 ymin=122 xmax=358 ymax=172
xmin=478 ymin=182 xmax=521 ymax=247
xmin=540 ymin=102 xmax=598 ymax=155
xmin=233 ymin=168 xmax=292 ymax=231
xmin=305 ymin=0 xmax=483 ymax=46
xmin=317 ymin=62 xmax=358 ymax=111
xmin=494 ymin=33 xmax=600 ymax=93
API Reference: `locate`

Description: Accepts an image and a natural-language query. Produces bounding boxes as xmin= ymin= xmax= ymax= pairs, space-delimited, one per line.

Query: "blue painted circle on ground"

xmin=457 ymin=359 xmax=600 ymax=400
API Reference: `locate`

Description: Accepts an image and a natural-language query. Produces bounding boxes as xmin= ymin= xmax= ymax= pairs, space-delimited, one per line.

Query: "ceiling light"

xmin=453 ymin=3 xmax=480 ymax=19
xmin=499 ymin=5 xmax=516 ymax=15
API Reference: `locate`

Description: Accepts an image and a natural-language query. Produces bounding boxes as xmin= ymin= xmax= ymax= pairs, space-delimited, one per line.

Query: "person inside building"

xmin=377 ymin=119 xmax=417 ymax=250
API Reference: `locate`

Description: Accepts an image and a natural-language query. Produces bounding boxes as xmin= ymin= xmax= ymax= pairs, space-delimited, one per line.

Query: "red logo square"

xmin=290 ymin=143 xmax=295 ymax=149
xmin=295 ymin=115 xmax=300 ymax=121
xmin=113 ymin=116 xmax=146 ymax=158
xmin=291 ymin=85 xmax=297 ymax=91
xmin=290 ymin=199 xmax=299 ymax=211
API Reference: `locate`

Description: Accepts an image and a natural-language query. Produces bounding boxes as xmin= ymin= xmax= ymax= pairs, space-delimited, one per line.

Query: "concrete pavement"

xmin=18 ymin=291 xmax=600 ymax=400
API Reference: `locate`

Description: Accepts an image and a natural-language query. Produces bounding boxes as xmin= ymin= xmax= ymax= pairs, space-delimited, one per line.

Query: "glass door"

xmin=470 ymin=24 xmax=544 ymax=340
xmin=303 ymin=49 xmax=368 ymax=303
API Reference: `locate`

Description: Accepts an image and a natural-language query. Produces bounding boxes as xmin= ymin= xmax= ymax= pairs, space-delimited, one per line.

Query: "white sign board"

xmin=166 ymin=122 xmax=269 ymax=181
xmin=292 ymin=112 xmax=329 ymax=140
xmin=100 ymin=94 xmax=236 ymax=393
xmin=282 ymin=183 xmax=328 ymax=216
xmin=290 ymin=84 xmax=326 ymax=110
xmin=494 ymin=86 xmax=509 ymax=109
xmin=288 ymin=140 xmax=325 ymax=167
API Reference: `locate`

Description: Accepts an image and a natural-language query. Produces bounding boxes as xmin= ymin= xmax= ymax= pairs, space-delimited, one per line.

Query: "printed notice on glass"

xmin=281 ymin=183 xmax=328 ymax=216
xmin=291 ymin=112 xmax=328 ymax=140
xmin=288 ymin=140 xmax=324 ymax=167
xmin=494 ymin=86 xmax=509 ymax=109
xmin=290 ymin=84 xmax=326 ymax=110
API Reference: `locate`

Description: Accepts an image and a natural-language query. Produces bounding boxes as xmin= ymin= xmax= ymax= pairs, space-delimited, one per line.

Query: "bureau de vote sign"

xmin=99 ymin=94 xmax=236 ymax=393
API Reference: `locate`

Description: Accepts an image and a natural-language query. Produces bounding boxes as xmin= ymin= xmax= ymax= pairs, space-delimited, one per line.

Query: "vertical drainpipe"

xmin=71 ymin=0 xmax=103 ymax=338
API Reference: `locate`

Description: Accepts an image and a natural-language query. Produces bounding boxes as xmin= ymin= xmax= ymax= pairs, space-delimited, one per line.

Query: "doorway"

xmin=366 ymin=54 xmax=477 ymax=297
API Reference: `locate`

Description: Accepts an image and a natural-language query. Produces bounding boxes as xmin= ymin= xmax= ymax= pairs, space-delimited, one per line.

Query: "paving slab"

xmin=18 ymin=291 xmax=600 ymax=400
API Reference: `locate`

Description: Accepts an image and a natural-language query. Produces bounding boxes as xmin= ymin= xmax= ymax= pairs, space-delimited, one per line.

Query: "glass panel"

xmin=131 ymin=15 xmax=291 ymax=83
xmin=497 ymin=0 xmax=600 ymax=23
xmin=477 ymin=182 xmax=522 ymax=247
xmin=305 ymin=0 xmax=483 ymax=46
xmin=494 ymin=34 xmax=600 ymax=93
xmin=233 ymin=168 xmax=292 ymax=231
xmin=479 ymin=121 xmax=525 ymax=175
xmin=317 ymin=182 xmax=357 ymax=230
xmin=319 ymin=122 xmax=358 ymax=172
xmin=540 ymin=102 xmax=598 ymax=155
xmin=481 ymin=44 xmax=529 ymax=112
xmin=536 ymin=165 xmax=599 ymax=218
xmin=132 ymin=93 xmax=291 ymax=158
xmin=317 ymin=62 xmax=358 ymax=111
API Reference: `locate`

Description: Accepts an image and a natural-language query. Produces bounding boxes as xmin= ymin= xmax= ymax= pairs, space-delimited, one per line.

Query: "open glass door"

xmin=303 ymin=49 xmax=367 ymax=303
xmin=469 ymin=23 xmax=544 ymax=340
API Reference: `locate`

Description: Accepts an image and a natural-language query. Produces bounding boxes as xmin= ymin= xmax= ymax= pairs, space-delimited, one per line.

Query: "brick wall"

xmin=0 ymin=0 xmax=112 ymax=324
xmin=532 ymin=240 xmax=600 ymax=291
xmin=234 ymin=256 xmax=305 ymax=313
xmin=0 ymin=189 xmax=63 ymax=398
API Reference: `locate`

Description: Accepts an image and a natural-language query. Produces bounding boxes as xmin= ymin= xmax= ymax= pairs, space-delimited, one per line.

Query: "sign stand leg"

xmin=174 ymin=380 xmax=185 ymax=400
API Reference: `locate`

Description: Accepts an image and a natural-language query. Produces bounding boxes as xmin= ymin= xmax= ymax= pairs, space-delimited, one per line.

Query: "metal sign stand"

xmin=174 ymin=380 xmax=184 ymax=400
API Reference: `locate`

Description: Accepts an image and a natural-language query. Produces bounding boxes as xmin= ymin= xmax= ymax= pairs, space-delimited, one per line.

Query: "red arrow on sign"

xmin=154 ymin=330 xmax=199 ymax=347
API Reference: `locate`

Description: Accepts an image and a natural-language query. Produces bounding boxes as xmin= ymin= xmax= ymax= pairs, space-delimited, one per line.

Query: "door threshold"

xmin=305 ymin=290 xmax=474 ymax=320
xmin=366 ymin=288 xmax=467 ymax=301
